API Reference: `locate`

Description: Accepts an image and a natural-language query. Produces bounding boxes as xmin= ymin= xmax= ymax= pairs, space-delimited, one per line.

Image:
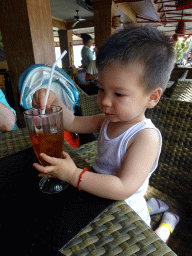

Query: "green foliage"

xmin=175 ymin=36 xmax=192 ymax=64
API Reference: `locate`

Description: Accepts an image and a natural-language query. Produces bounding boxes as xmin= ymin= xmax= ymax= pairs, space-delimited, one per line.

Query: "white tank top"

xmin=92 ymin=118 xmax=162 ymax=226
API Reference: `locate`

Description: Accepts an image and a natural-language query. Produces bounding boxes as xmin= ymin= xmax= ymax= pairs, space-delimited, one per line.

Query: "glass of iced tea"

xmin=24 ymin=105 xmax=68 ymax=193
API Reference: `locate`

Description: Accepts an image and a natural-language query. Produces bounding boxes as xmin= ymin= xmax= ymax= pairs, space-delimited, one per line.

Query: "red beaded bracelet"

xmin=77 ymin=168 xmax=88 ymax=191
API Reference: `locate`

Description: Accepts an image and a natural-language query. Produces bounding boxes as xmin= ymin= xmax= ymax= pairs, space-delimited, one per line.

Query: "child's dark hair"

xmin=96 ymin=26 xmax=175 ymax=92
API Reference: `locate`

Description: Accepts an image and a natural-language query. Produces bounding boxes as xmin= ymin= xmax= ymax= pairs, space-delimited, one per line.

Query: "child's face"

xmin=97 ymin=63 xmax=151 ymax=125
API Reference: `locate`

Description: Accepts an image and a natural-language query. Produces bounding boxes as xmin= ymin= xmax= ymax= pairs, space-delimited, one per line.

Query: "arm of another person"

xmin=35 ymin=128 xmax=160 ymax=200
xmin=0 ymin=102 xmax=16 ymax=132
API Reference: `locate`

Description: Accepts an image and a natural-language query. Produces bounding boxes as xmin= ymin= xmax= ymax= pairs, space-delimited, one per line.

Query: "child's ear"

xmin=147 ymin=88 xmax=162 ymax=109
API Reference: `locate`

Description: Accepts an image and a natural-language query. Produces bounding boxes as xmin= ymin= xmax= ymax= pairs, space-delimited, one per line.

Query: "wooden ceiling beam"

xmin=159 ymin=12 xmax=192 ymax=16
xmin=114 ymin=0 xmax=143 ymax=3
xmin=117 ymin=3 xmax=137 ymax=22
xmin=162 ymin=4 xmax=176 ymax=7
xmin=137 ymin=15 xmax=159 ymax=22
xmin=158 ymin=8 xmax=178 ymax=12
xmin=52 ymin=19 xmax=67 ymax=30
xmin=137 ymin=19 xmax=192 ymax=23
xmin=166 ymin=15 xmax=183 ymax=18
xmin=164 ymin=12 xmax=182 ymax=15
xmin=154 ymin=0 xmax=175 ymax=3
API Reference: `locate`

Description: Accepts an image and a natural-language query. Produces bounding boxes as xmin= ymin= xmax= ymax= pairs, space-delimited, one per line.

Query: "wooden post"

xmin=93 ymin=0 xmax=117 ymax=49
xmin=0 ymin=0 xmax=55 ymax=128
xmin=58 ymin=30 xmax=73 ymax=71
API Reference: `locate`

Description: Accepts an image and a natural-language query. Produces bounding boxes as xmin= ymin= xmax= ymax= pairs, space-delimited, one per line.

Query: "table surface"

xmin=0 ymin=128 xmax=176 ymax=256
xmin=0 ymin=128 xmax=114 ymax=255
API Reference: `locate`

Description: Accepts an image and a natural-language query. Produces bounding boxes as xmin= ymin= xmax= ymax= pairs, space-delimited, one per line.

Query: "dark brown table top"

xmin=0 ymin=128 xmax=114 ymax=255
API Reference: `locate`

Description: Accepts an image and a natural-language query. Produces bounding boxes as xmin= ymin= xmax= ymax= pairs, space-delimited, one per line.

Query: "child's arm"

xmin=32 ymin=89 xmax=104 ymax=134
xmin=34 ymin=128 xmax=160 ymax=200
xmin=72 ymin=128 xmax=160 ymax=199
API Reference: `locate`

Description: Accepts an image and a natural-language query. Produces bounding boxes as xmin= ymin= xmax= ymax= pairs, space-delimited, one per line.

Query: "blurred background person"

xmin=81 ymin=33 xmax=94 ymax=71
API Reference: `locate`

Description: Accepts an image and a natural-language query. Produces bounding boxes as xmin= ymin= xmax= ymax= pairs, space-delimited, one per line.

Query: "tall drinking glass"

xmin=24 ymin=106 xmax=68 ymax=194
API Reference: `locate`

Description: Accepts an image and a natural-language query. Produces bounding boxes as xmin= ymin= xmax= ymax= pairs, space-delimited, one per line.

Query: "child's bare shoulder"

xmin=127 ymin=127 xmax=160 ymax=151
xmin=133 ymin=128 xmax=160 ymax=148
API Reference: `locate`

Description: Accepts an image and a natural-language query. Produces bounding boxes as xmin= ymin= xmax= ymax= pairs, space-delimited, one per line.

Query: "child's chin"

xmin=106 ymin=115 xmax=119 ymax=122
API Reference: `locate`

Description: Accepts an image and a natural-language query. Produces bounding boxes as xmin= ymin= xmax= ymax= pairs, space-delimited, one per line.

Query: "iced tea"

xmin=30 ymin=130 xmax=64 ymax=166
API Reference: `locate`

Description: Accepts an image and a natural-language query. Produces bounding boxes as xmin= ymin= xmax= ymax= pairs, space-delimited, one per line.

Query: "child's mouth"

xmin=105 ymin=112 xmax=113 ymax=117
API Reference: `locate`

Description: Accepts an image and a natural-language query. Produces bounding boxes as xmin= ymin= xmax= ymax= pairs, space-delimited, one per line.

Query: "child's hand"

xmin=33 ymin=151 xmax=78 ymax=183
xmin=32 ymin=89 xmax=57 ymax=109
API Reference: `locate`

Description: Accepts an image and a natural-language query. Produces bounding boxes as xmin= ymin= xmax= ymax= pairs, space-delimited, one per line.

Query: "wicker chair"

xmin=169 ymin=67 xmax=190 ymax=81
xmin=75 ymin=85 xmax=101 ymax=139
xmin=169 ymin=79 xmax=192 ymax=102
xmin=79 ymin=92 xmax=101 ymax=117
xmin=73 ymin=97 xmax=192 ymax=256
xmin=164 ymin=70 xmax=189 ymax=98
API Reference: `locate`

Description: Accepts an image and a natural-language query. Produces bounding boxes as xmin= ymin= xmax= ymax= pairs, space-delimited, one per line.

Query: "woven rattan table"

xmin=0 ymin=128 xmax=176 ymax=255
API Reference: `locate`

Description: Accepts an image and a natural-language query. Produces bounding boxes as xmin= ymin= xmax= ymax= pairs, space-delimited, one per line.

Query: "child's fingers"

xmin=40 ymin=153 xmax=59 ymax=165
xmin=32 ymin=89 xmax=45 ymax=109
xmin=32 ymin=94 xmax=39 ymax=108
xmin=62 ymin=151 xmax=70 ymax=159
xmin=33 ymin=162 xmax=54 ymax=173
xmin=32 ymin=90 xmax=56 ymax=110
xmin=38 ymin=89 xmax=46 ymax=110
xmin=38 ymin=172 xmax=53 ymax=178
xmin=38 ymin=173 xmax=48 ymax=178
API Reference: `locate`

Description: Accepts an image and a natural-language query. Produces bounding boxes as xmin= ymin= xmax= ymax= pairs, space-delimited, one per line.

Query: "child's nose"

xmin=101 ymin=94 xmax=112 ymax=107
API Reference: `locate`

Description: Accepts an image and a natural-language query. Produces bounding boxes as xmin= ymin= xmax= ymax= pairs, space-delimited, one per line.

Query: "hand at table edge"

xmin=33 ymin=151 xmax=80 ymax=184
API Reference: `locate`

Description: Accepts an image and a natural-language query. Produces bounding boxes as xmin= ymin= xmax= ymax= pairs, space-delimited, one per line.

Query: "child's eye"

xmin=115 ymin=92 xmax=123 ymax=97
xmin=98 ymin=87 xmax=104 ymax=92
